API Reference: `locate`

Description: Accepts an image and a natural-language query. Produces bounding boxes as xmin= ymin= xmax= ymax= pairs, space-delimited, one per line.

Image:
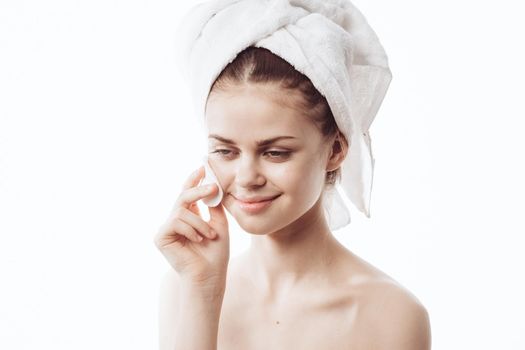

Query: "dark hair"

xmin=208 ymin=46 xmax=347 ymax=188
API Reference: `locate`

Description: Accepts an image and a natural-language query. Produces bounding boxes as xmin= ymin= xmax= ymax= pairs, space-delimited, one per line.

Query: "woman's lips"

xmin=234 ymin=195 xmax=280 ymax=214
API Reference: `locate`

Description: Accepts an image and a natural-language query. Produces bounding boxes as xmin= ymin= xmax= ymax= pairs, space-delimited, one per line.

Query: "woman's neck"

xmin=243 ymin=198 xmax=348 ymax=303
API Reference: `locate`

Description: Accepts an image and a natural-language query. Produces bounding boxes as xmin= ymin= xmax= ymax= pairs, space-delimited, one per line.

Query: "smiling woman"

xmin=154 ymin=1 xmax=431 ymax=350
xmin=204 ymin=62 xmax=344 ymax=236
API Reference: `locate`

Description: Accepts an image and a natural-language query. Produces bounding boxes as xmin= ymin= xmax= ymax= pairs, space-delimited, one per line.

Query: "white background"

xmin=1 ymin=0 xmax=524 ymax=349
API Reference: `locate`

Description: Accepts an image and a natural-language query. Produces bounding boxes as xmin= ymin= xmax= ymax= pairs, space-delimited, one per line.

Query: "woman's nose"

xmin=235 ymin=155 xmax=266 ymax=188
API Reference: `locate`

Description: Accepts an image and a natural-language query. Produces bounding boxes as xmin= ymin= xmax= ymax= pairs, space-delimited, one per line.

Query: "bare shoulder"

xmin=363 ymin=280 xmax=431 ymax=349
xmin=345 ymin=253 xmax=431 ymax=350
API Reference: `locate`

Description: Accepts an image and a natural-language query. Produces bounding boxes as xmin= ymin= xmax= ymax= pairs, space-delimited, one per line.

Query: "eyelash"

xmin=212 ymin=149 xmax=291 ymax=159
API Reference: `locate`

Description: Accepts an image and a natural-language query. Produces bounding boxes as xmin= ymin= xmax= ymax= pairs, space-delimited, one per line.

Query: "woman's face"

xmin=205 ymin=83 xmax=332 ymax=235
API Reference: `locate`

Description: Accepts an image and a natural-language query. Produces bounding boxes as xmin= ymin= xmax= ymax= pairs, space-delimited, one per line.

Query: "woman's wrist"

xmin=174 ymin=279 xmax=226 ymax=350
xmin=180 ymin=277 xmax=226 ymax=302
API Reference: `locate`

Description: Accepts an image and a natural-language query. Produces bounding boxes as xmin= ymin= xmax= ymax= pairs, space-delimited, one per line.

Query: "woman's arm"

xmin=159 ymin=268 xmax=226 ymax=350
xmin=155 ymin=166 xmax=231 ymax=349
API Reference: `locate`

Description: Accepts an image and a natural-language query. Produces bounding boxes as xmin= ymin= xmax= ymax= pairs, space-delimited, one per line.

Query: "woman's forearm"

xmin=174 ymin=280 xmax=226 ymax=350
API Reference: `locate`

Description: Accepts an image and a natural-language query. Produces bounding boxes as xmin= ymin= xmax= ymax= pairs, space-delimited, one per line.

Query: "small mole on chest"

xmin=276 ymin=321 xmax=280 ymax=325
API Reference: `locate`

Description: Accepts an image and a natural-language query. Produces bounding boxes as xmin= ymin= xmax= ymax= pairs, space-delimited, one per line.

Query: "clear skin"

xmin=155 ymin=83 xmax=431 ymax=350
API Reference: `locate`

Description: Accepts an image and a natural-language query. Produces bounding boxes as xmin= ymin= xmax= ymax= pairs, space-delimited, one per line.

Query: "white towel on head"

xmin=175 ymin=0 xmax=392 ymax=230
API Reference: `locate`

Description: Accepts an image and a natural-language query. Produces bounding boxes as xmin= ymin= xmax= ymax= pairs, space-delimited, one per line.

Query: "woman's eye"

xmin=265 ymin=151 xmax=290 ymax=158
xmin=211 ymin=149 xmax=290 ymax=159
xmin=213 ymin=149 xmax=233 ymax=156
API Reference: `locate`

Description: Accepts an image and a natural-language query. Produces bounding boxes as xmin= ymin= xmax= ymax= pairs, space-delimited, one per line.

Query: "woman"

xmin=154 ymin=46 xmax=431 ymax=349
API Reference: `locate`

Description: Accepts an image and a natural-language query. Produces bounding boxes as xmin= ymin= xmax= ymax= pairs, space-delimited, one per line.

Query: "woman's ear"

xmin=325 ymin=132 xmax=348 ymax=172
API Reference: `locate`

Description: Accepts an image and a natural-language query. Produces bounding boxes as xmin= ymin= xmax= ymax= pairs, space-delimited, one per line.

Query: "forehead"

xmin=205 ymin=83 xmax=314 ymax=138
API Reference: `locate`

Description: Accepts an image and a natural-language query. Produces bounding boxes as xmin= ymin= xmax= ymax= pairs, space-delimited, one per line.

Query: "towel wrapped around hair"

xmin=175 ymin=0 xmax=392 ymax=230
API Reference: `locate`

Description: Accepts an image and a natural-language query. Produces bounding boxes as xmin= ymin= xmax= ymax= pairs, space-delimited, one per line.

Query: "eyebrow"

xmin=208 ymin=134 xmax=297 ymax=147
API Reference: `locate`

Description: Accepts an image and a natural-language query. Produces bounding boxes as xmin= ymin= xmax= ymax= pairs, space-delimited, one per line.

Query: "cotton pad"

xmin=199 ymin=155 xmax=224 ymax=207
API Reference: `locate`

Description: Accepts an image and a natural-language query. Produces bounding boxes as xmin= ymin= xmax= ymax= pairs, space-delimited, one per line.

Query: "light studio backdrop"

xmin=1 ymin=0 xmax=523 ymax=349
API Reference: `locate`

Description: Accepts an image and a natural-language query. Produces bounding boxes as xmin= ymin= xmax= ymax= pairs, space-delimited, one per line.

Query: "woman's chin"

xmin=233 ymin=214 xmax=276 ymax=235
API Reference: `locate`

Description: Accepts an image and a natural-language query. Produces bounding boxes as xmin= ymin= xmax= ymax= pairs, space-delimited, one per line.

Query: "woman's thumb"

xmin=208 ymin=201 xmax=228 ymax=230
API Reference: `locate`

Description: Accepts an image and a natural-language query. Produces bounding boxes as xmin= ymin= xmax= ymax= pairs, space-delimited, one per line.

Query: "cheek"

xmin=275 ymin=160 xmax=323 ymax=195
xmin=207 ymin=159 xmax=230 ymax=188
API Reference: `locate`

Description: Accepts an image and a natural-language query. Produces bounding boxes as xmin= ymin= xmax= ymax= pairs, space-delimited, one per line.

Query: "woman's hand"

xmin=154 ymin=165 xmax=229 ymax=287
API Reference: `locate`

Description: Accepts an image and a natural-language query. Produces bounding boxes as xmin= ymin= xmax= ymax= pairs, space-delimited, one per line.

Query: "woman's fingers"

xmin=154 ymin=164 xmax=230 ymax=280
xmin=175 ymin=183 xmax=217 ymax=209
xmin=155 ymin=218 xmax=203 ymax=248
xmin=178 ymin=207 xmax=217 ymax=239
xmin=156 ymin=206 xmax=216 ymax=249
xmin=158 ymin=165 xmax=219 ymax=249
xmin=171 ymin=219 xmax=205 ymax=243
xmin=181 ymin=165 xmax=205 ymax=191
xmin=170 ymin=166 xmax=203 ymax=211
